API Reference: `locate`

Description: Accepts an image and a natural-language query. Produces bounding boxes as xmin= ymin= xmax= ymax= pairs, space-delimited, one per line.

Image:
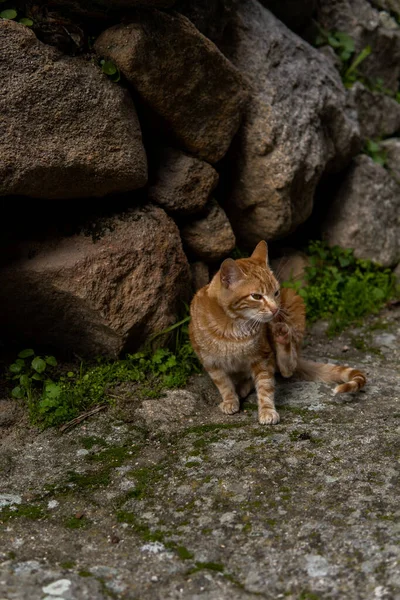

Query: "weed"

xmin=99 ymin=59 xmax=120 ymax=83
xmin=283 ymin=241 xmax=398 ymax=336
xmin=314 ymin=28 xmax=371 ymax=87
xmin=363 ymin=139 xmax=387 ymax=167
xmin=7 ymin=311 xmax=200 ymax=428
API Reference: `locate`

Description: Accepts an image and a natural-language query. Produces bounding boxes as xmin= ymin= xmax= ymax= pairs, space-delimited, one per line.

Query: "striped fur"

xmin=295 ymin=358 xmax=366 ymax=394
xmin=189 ymin=241 xmax=366 ymax=426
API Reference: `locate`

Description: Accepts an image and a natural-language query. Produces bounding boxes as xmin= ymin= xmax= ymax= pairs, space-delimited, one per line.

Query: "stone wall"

xmin=0 ymin=0 xmax=399 ymax=356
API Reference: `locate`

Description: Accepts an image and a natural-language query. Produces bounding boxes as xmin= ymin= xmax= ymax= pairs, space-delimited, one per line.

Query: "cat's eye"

xmin=274 ymin=289 xmax=280 ymax=298
xmin=251 ymin=293 xmax=263 ymax=300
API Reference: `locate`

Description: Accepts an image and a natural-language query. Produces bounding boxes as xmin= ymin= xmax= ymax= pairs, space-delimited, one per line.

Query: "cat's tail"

xmin=295 ymin=358 xmax=366 ymax=394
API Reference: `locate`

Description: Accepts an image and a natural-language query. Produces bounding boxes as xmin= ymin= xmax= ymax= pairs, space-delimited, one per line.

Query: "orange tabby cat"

xmin=189 ymin=241 xmax=366 ymax=425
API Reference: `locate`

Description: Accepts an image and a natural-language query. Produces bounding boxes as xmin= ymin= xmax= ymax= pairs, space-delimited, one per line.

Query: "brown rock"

xmin=180 ymin=200 xmax=236 ymax=262
xmin=148 ymin=149 xmax=218 ymax=215
xmin=190 ymin=262 xmax=210 ymax=291
xmin=348 ymin=83 xmax=400 ymax=142
xmin=94 ymin=11 xmax=248 ymax=163
xmin=322 ymin=155 xmax=400 ymax=267
xmin=0 ymin=20 xmax=147 ymax=199
xmin=223 ymin=0 xmax=359 ymax=246
xmin=0 ymin=206 xmax=189 ymax=358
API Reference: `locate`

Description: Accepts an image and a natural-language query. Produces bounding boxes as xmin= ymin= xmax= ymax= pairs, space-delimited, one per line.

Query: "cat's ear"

xmin=220 ymin=258 xmax=243 ymax=288
xmin=251 ymin=240 xmax=268 ymax=264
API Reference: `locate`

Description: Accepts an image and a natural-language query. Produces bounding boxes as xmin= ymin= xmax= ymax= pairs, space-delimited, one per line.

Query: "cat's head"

xmin=217 ymin=241 xmax=280 ymax=322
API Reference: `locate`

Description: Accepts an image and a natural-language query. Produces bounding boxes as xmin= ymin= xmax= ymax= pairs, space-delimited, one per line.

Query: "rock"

xmin=316 ymin=0 xmax=400 ymax=92
xmin=380 ymin=138 xmax=400 ymax=185
xmin=370 ymin=0 xmax=400 ymax=19
xmin=148 ymin=148 xmax=218 ymax=215
xmin=322 ymin=155 xmax=400 ymax=267
xmin=136 ymin=390 xmax=201 ymax=432
xmin=94 ymin=11 xmax=248 ymax=164
xmin=223 ymin=0 xmax=359 ymax=245
xmin=348 ymin=82 xmax=400 ymax=142
xmin=260 ymin=0 xmax=317 ymax=33
xmin=0 ymin=21 xmax=147 ymax=199
xmin=180 ymin=200 xmax=236 ymax=262
xmin=0 ymin=206 xmax=189 ymax=358
xmin=190 ymin=262 xmax=210 ymax=291
xmin=174 ymin=0 xmax=237 ymax=45
xmin=270 ymin=251 xmax=309 ymax=285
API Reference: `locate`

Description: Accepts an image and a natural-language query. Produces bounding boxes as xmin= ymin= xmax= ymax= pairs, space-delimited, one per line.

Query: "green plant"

xmin=0 ymin=8 xmax=17 ymax=19
xmin=283 ymin=241 xmax=398 ymax=336
xmin=7 ymin=311 xmax=200 ymax=428
xmin=363 ymin=139 xmax=387 ymax=167
xmin=99 ymin=59 xmax=120 ymax=83
xmin=315 ymin=28 xmax=371 ymax=88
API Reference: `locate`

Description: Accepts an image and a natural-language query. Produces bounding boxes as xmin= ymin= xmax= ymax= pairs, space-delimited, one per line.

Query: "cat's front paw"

xmin=272 ymin=323 xmax=290 ymax=345
xmin=219 ymin=399 xmax=240 ymax=415
xmin=258 ymin=408 xmax=280 ymax=425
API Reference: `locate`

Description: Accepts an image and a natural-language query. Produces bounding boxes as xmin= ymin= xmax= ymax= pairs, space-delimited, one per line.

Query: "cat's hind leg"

xmin=272 ymin=322 xmax=297 ymax=378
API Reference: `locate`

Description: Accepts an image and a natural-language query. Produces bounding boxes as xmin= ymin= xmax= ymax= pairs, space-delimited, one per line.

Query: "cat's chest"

xmin=204 ymin=336 xmax=264 ymax=372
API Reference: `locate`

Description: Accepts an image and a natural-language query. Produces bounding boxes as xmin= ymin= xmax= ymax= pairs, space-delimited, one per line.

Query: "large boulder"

xmin=0 ymin=206 xmax=189 ymax=358
xmin=94 ymin=10 xmax=248 ymax=164
xmin=222 ymin=0 xmax=359 ymax=246
xmin=148 ymin=148 xmax=219 ymax=215
xmin=348 ymin=82 xmax=400 ymax=142
xmin=380 ymin=138 xmax=400 ymax=185
xmin=317 ymin=0 xmax=400 ymax=92
xmin=0 ymin=20 xmax=147 ymax=199
xmin=180 ymin=200 xmax=236 ymax=262
xmin=322 ymin=155 xmax=400 ymax=267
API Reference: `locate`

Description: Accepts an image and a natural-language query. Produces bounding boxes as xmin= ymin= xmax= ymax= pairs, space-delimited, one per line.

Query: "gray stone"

xmin=148 ymin=148 xmax=218 ymax=215
xmin=370 ymin=0 xmax=400 ymax=18
xmin=1 ymin=305 xmax=400 ymax=599
xmin=180 ymin=200 xmax=236 ymax=262
xmin=322 ymin=154 xmax=400 ymax=267
xmin=380 ymin=138 xmax=400 ymax=185
xmin=0 ymin=21 xmax=147 ymax=199
xmin=317 ymin=0 xmax=400 ymax=91
xmin=348 ymin=82 xmax=400 ymax=142
xmin=224 ymin=0 xmax=359 ymax=245
xmin=0 ymin=206 xmax=189 ymax=358
xmin=94 ymin=11 xmax=248 ymax=164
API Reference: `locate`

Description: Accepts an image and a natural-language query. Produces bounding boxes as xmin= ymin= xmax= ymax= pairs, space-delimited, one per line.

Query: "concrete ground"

xmin=1 ymin=306 xmax=399 ymax=600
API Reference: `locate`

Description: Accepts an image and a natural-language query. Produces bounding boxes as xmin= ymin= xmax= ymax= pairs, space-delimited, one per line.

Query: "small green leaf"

xmin=1 ymin=9 xmax=17 ymax=19
xmin=18 ymin=348 xmax=35 ymax=358
xmin=67 ymin=372 xmax=74 ymax=378
xmin=9 ymin=362 xmax=23 ymax=374
xmin=12 ymin=386 xmax=25 ymax=399
xmin=45 ymin=356 xmax=57 ymax=367
xmin=31 ymin=373 xmax=43 ymax=381
xmin=32 ymin=357 xmax=46 ymax=373
xmin=101 ymin=60 xmax=117 ymax=76
xmin=20 ymin=374 xmax=30 ymax=387
xmin=19 ymin=17 xmax=33 ymax=26
xmin=44 ymin=382 xmax=62 ymax=399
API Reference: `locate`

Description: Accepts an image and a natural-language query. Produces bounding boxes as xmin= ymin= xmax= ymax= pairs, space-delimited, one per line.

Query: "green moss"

xmin=80 ymin=436 xmax=108 ymax=450
xmin=87 ymin=444 xmax=132 ymax=467
xmin=67 ymin=469 xmax=111 ymax=489
xmin=7 ymin=551 xmax=16 ymax=560
xmin=60 ymin=560 xmax=76 ymax=569
xmin=242 ymin=401 xmax=258 ymax=412
xmin=185 ymin=461 xmax=201 ymax=468
xmin=0 ymin=504 xmax=45 ymax=522
xmin=175 ymin=546 xmax=194 ymax=560
xmin=78 ymin=570 xmax=93 ymax=577
xmin=190 ymin=561 xmax=225 ymax=573
xmin=64 ymin=516 xmax=89 ymax=529
xmin=184 ymin=423 xmax=245 ymax=435
xmin=299 ymin=591 xmax=321 ymax=600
